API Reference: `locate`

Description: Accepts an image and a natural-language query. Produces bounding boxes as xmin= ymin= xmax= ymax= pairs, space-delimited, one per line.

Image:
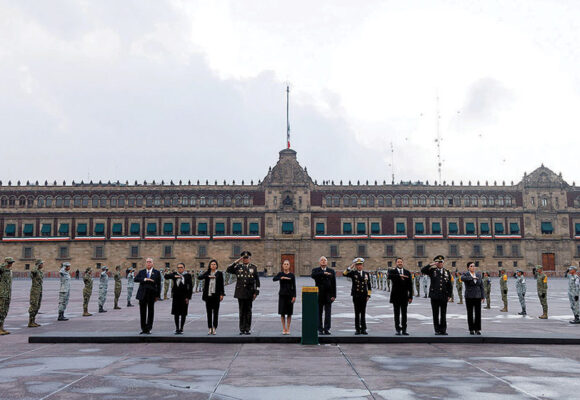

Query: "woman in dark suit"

xmin=273 ymin=260 xmax=296 ymax=335
xmin=164 ymin=262 xmax=193 ymax=334
xmin=199 ymin=259 xmax=225 ymax=335
xmin=461 ymin=262 xmax=485 ymax=335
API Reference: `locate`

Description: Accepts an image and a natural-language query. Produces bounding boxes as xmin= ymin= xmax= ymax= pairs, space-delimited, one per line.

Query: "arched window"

xmin=37 ymin=196 xmax=44 ymax=207
xmin=225 ymin=196 xmax=231 ymax=206
xmin=100 ymin=196 xmax=108 ymax=207
xmin=8 ymin=197 xmax=15 ymax=207
xmin=402 ymin=196 xmax=409 ymax=206
xmin=505 ymin=196 xmax=513 ymax=206
xmin=378 ymin=195 xmax=385 ymax=207
xmin=172 ymin=196 xmax=179 ymax=206
xmin=464 ymin=196 xmax=471 ymax=207
xmin=481 ymin=196 xmax=487 ymax=206
xmin=360 ymin=195 xmax=367 ymax=206
xmin=118 ymin=196 xmax=125 ymax=207
xmin=429 ymin=196 xmax=436 ymax=206
xmin=164 ymin=197 xmax=171 ymax=206
xmin=343 ymin=195 xmax=350 ymax=207
xmin=333 ymin=195 xmax=340 ymax=206
xmin=471 ymin=196 xmax=478 ymax=206
xmin=146 ymin=196 xmax=153 ymax=206
xmin=200 ymin=196 xmax=206 ymax=206
xmin=190 ymin=196 xmax=197 ymax=206
xmin=385 ymin=196 xmax=393 ymax=206
xmin=243 ymin=195 xmax=250 ymax=206
xmin=128 ymin=196 xmax=136 ymax=207
xmin=368 ymin=195 xmax=375 ymax=207
xmin=351 ymin=195 xmax=358 ymax=207
xmin=27 ymin=197 xmax=34 ymax=208
xmin=154 ymin=196 xmax=161 ymax=206
xmin=18 ymin=196 xmax=26 ymax=207
xmin=454 ymin=196 xmax=461 ymax=207
xmin=488 ymin=196 xmax=495 ymax=206
xmin=419 ymin=195 xmax=427 ymax=206
xmin=136 ymin=195 xmax=143 ymax=207
xmin=497 ymin=196 xmax=504 ymax=206
xmin=82 ymin=196 xmax=89 ymax=207
xmin=110 ymin=196 xmax=117 ymax=207
xmin=46 ymin=196 xmax=53 ymax=207
xmin=64 ymin=196 xmax=71 ymax=207
xmin=234 ymin=195 xmax=242 ymax=206
xmin=74 ymin=196 xmax=81 ymax=207
xmin=437 ymin=196 xmax=444 ymax=206
xmin=55 ymin=196 xmax=63 ymax=207
xmin=91 ymin=195 xmax=99 ymax=207
xmin=325 ymin=195 xmax=332 ymax=207
xmin=207 ymin=196 xmax=214 ymax=206
xmin=412 ymin=195 xmax=419 ymax=206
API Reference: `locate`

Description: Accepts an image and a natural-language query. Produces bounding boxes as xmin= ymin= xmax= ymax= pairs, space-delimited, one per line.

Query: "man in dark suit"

xmin=134 ymin=258 xmax=161 ymax=334
xmin=311 ymin=256 xmax=336 ymax=335
xmin=421 ymin=255 xmax=453 ymax=335
xmin=226 ymin=251 xmax=260 ymax=335
xmin=388 ymin=257 xmax=413 ymax=335
xmin=343 ymin=258 xmax=372 ymax=334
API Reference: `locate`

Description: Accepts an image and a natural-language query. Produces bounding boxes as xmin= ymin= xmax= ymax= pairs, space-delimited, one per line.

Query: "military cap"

xmin=568 ymin=265 xmax=578 ymax=272
xmin=85 ymin=266 xmax=92 ymax=272
xmin=536 ymin=265 xmax=543 ymax=270
xmin=240 ymin=250 xmax=252 ymax=258
xmin=62 ymin=262 xmax=71 ymax=268
xmin=35 ymin=259 xmax=44 ymax=266
xmin=353 ymin=257 xmax=365 ymax=264
xmin=101 ymin=265 xmax=108 ymax=270
xmin=433 ymin=255 xmax=445 ymax=262
xmin=516 ymin=269 xmax=524 ymax=273
xmin=4 ymin=257 xmax=15 ymax=264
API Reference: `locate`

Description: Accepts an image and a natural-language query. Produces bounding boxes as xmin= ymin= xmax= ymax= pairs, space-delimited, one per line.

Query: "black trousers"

xmin=393 ymin=301 xmax=408 ymax=332
xmin=353 ymin=297 xmax=368 ymax=332
xmin=238 ymin=298 xmax=253 ymax=332
xmin=318 ymin=302 xmax=332 ymax=331
xmin=206 ymin=297 xmax=220 ymax=329
xmin=465 ymin=298 xmax=482 ymax=332
xmin=139 ymin=299 xmax=155 ymax=332
xmin=430 ymin=298 xmax=448 ymax=333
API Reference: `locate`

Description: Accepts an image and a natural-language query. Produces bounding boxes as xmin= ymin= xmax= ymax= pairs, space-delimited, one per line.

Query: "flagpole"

xmin=286 ymin=85 xmax=290 ymax=149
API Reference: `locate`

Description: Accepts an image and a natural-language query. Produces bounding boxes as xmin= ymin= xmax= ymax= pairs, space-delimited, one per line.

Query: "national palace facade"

xmin=1 ymin=149 xmax=580 ymax=275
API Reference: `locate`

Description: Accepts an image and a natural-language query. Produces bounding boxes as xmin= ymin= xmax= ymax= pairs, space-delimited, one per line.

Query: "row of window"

xmin=0 ymin=194 xmax=254 ymax=209
xmin=3 ymin=222 xmax=261 ymax=237
xmin=324 ymin=194 xmax=515 ymax=208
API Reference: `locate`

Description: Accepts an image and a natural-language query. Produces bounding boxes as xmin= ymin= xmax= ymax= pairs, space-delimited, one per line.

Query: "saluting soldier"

xmin=28 ymin=259 xmax=44 ymax=327
xmin=343 ymin=258 xmax=372 ymax=335
xmin=515 ymin=269 xmax=527 ymax=316
xmin=99 ymin=266 xmax=109 ymax=313
xmin=126 ymin=266 xmax=135 ymax=307
xmin=483 ymin=272 xmax=491 ymax=309
xmin=455 ymin=272 xmax=464 ymax=305
xmin=567 ymin=265 xmax=580 ymax=324
xmin=82 ymin=266 xmax=93 ymax=316
xmin=0 ymin=257 xmax=15 ymax=335
xmin=499 ymin=268 xmax=508 ymax=312
xmin=421 ymin=255 xmax=453 ymax=335
xmin=227 ymin=251 xmax=260 ymax=335
xmin=114 ymin=265 xmax=122 ymax=310
xmin=58 ymin=262 xmax=71 ymax=321
xmin=536 ymin=265 xmax=548 ymax=319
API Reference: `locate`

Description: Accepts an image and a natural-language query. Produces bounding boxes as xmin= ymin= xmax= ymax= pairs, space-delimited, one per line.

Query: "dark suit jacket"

xmin=311 ymin=267 xmax=337 ymax=304
xmin=461 ymin=272 xmax=485 ymax=299
xmin=134 ymin=268 xmax=161 ymax=302
xmin=420 ymin=265 xmax=453 ymax=300
xmin=198 ymin=270 xmax=225 ymax=301
xmin=165 ymin=272 xmax=193 ymax=300
xmin=388 ymin=267 xmax=413 ymax=304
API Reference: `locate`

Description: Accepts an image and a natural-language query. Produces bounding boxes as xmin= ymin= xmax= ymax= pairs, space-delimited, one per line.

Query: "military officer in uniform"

xmin=567 ymin=265 xmax=580 ymax=324
xmin=82 ymin=266 xmax=93 ymax=316
xmin=127 ymin=266 xmax=135 ymax=307
xmin=114 ymin=265 xmax=122 ymax=310
xmin=227 ymin=251 xmax=260 ymax=335
xmin=28 ymin=259 xmax=44 ymax=327
xmin=163 ymin=266 xmax=171 ymax=300
xmin=483 ymin=271 xmax=491 ymax=309
xmin=99 ymin=265 xmax=109 ymax=313
xmin=515 ymin=269 xmax=527 ymax=316
xmin=421 ymin=255 xmax=453 ymax=335
xmin=414 ymin=271 xmax=421 ymax=297
xmin=536 ymin=265 xmax=548 ymax=319
xmin=455 ymin=272 xmax=464 ymax=305
xmin=58 ymin=262 xmax=71 ymax=321
xmin=499 ymin=268 xmax=508 ymax=312
xmin=0 ymin=257 xmax=15 ymax=335
xmin=343 ymin=258 xmax=372 ymax=335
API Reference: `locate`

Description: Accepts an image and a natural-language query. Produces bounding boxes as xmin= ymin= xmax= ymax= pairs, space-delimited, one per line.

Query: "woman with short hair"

xmin=461 ymin=262 xmax=485 ymax=335
xmin=199 ymin=259 xmax=225 ymax=335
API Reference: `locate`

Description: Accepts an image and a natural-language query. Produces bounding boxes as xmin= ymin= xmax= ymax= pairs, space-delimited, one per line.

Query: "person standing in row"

xmin=462 ymin=262 xmax=485 ymax=335
xmin=499 ymin=268 xmax=508 ymax=312
xmin=57 ymin=262 xmax=71 ymax=321
xmin=114 ymin=265 xmax=122 ymax=310
xmin=421 ymin=273 xmax=429 ymax=298
xmin=414 ymin=272 xmax=421 ymax=297
xmin=82 ymin=266 xmax=93 ymax=316
xmin=421 ymin=255 xmax=453 ymax=335
xmin=483 ymin=272 xmax=491 ymax=309
xmin=126 ymin=267 xmax=135 ymax=307
xmin=166 ymin=262 xmax=193 ymax=334
xmin=0 ymin=257 xmax=15 ymax=335
xmin=98 ymin=266 xmax=109 ymax=313
xmin=311 ymin=256 xmax=336 ymax=335
xmin=273 ymin=260 xmax=296 ymax=335
xmin=455 ymin=272 xmax=464 ymax=305
xmin=343 ymin=258 xmax=371 ymax=335
xmin=227 ymin=251 xmax=260 ymax=335
xmin=163 ymin=266 xmax=172 ymax=300
xmin=536 ymin=266 xmax=548 ymax=319
xmin=388 ymin=257 xmax=413 ymax=336
xmin=28 ymin=259 xmax=44 ymax=327
xmin=200 ymin=259 xmax=225 ymax=335
xmin=134 ymin=258 xmax=161 ymax=334
xmin=567 ymin=265 xmax=580 ymax=324
xmin=515 ymin=269 xmax=527 ymax=316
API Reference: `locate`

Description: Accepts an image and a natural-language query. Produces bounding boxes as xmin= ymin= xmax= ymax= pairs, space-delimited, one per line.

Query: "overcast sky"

xmin=2 ymin=0 xmax=580 ymax=186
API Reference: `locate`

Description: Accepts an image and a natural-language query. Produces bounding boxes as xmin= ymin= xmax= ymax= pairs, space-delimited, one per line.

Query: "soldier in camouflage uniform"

xmin=28 ymin=259 xmax=44 ymax=327
xmin=449 ymin=274 xmax=455 ymax=302
xmin=126 ymin=266 xmax=135 ymax=307
xmin=414 ymin=272 xmax=421 ymax=297
xmin=536 ymin=265 xmax=548 ymax=319
xmin=163 ymin=266 xmax=171 ymax=300
xmin=567 ymin=265 xmax=580 ymax=324
xmin=114 ymin=265 xmax=122 ymax=309
xmin=99 ymin=265 xmax=109 ymax=313
xmin=455 ymin=272 xmax=463 ymax=305
xmin=82 ymin=266 xmax=93 ymax=316
xmin=421 ymin=273 xmax=429 ymax=298
xmin=483 ymin=271 xmax=491 ymax=309
xmin=0 ymin=257 xmax=15 ymax=335
xmin=515 ymin=269 xmax=527 ymax=316
xmin=499 ymin=268 xmax=508 ymax=312
xmin=58 ymin=262 xmax=71 ymax=321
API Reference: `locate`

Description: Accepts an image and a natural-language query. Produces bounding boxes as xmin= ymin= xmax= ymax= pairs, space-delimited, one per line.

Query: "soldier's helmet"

xmin=568 ymin=265 xmax=578 ymax=272
xmin=4 ymin=257 xmax=15 ymax=264
xmin=101 ymin=265 xmax=108 ymax=271
xmin=115 ymin=265 xmax=121 ymax=271
xmin=516 ymin=269 xmax=523 ymax=274
xmin=536 ymin=265 xmax=543 ymax=271
xmin=35 ymin=259 xmax=44 ymax=266
xmin=85 ymin=266 xmax=92 ymax=273
xmin=63 ymin=262 xmax=71 ymax=269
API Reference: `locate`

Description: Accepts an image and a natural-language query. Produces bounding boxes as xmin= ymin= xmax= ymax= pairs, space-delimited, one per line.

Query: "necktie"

xmin=147 ymin=270 xmax=150 ymax=279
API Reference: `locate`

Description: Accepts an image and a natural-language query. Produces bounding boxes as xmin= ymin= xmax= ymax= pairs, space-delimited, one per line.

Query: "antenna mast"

xmin=390 ymin=141 xmax=395 ymax=184
xmin=435 ymin=94 xmax=442 ymax=183
xmin=286 ymin=85 xmax=290 ymax=149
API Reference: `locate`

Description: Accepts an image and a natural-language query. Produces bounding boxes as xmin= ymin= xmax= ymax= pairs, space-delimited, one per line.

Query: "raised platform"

xmin=28 ymin=332 xmax=580 ymax=345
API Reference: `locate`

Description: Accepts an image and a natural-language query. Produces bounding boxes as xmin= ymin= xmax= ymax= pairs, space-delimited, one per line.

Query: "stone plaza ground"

xmin=1 ymin=275 xmax=580 ymax=399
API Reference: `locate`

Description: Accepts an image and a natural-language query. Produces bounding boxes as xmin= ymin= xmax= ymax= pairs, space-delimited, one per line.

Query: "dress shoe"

xmin=440 ymin=332 xmax=448 ymax=335
xmin=470 ymin=331 xmax=474 ymax=335
xmin=402 ymin=331 xmax=409 ymax=336
xmin=476 ymin=331 xmax=481 ymax=335
xmin=395 ymin=331 xmax=401 ymax=336
xmin=323 ymin=330 xmax=330 ymax=335
xmin=355 ymin=331 xmax=361 ymax=335
xmin=361 ymin=330 xmax=368 ymax=335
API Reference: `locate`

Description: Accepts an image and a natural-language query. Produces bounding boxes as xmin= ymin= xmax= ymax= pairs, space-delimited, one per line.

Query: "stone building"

xmin=1 ymin=149 xmax=579 ymax=275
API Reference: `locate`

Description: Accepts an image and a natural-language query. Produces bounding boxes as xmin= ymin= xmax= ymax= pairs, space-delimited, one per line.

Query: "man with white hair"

xmin=134 ymin=258 xmax=161 ymax=334
xmin=311 ymin=256 xmax=336 ymax=335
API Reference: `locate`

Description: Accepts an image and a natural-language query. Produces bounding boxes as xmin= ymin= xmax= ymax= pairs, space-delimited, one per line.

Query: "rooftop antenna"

xmin=286 ymin=84 xmax=291 ymax=149
xmin=435 ymin=93 xmax=443 ymax=183
xmin=390 ymin=141 xmax=395 ymax=184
